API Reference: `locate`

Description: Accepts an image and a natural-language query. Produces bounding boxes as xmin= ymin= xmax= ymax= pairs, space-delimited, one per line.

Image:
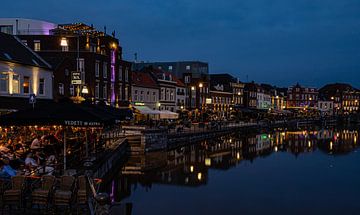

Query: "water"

xmin=104 ymin=127 xmax=360 ymax=215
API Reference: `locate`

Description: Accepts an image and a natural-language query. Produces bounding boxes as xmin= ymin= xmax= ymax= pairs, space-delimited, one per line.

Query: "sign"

xmin=29 ymin=94 xmax=36 ymax=104
xmin=71 ymin=71 xmax=82 ymax=85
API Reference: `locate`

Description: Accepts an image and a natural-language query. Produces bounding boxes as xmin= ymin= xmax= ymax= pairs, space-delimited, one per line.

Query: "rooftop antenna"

xmin=246 ymin=74 xmax=249 ymax=82
xmin=104 ymin=26 xmax=107 ymax=34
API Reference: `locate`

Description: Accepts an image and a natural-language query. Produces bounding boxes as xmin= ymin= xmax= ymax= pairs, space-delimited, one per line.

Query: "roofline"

xmin=13 ymin=35 xmax=52 ymax=69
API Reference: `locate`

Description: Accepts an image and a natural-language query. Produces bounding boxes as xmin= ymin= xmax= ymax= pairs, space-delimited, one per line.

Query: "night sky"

xmin=2 ymin=0 xmax=360 ymax=88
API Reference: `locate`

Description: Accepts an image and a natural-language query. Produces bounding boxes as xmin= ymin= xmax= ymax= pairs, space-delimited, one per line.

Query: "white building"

xmin=317 ymin=101 xmax=334 ymax=116
xmin=0 ymin=32 xmax=53 ymax=113
xmin=0 ymin=18 xmax=57 ymax=35
xmin=174 ymin=77 xmax=186 ymax=112
xmin=131 ymin=71 xmax=159 ymax=110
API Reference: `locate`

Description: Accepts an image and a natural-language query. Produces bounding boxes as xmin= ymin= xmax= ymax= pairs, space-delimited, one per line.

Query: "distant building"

xmin=319 ymin=83 xmax=359 ymax=114
xmin=244 ymin=82 xmax=258 ymax=109
xmin=134 ymin=61 xmax=209 ymax=111
xmin=317 ymin=100 xmax=334 ymax=116
xmin=287 ymin=83 xmax=318 ymax=109
xmin=0 ymin=18 xmax=57 ymax=35
xmin=0 ymin=32 xmax=53 ymax=113
xmin=210 ymin=74 xmax=245 ymax=117
xmin=133 ymin=61 xmax=208 ymax=80
xmin=131 ymin=70 xmax=159 ymax=110
xmin=261 ymin=84 xmax=286 ymax=110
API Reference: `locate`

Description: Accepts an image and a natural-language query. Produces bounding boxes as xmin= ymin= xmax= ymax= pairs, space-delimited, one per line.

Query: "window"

xmin=21 ymin=40 xmax=28 ymax=46
xmin=34 ymin=40 xmax=41 ymax=51
xmin=119 ymin=66 xmax=123 ymax=80
xmin=39 ymin=78 xmax=45 ymax=95
xmin=23 ymin=76 xmax=30 ymax=94
xmin=12 ymin=74 xmax=20 ymax=94
xmin=186 ymin=65 xmax=191 ymax=70
xmin=168 ymin=65 xmax=173 ymax=71
xmin=103 ymin=84 xmax=107 ymax=99
xmin=125 ymin=86 xmax=128 ymax=100
xmin=70 ymin=85 xmax=75 ymax=96
xmin=78 ymin=58 xmax=85 ymax=83
xmin=184 ymin=76 xmax=190 ymax=84
xmin=0 ymin=73 xmax=8 ymax=92
xmin=0 ymin=25 xmax=13 ymax=34
xmin=103 ymin=62 xmax=108 ymax=78
xmin=95 ymin=61 xmax=100 ymax=77
xmin=61 ymin=45 xmax=68 ymax=52
xmin=95 ymin=83 xmax=99 ymax=98
xmin=125 ymin=68 xmax=128 ymax=82
xmin=58 ymin=83 xmax=64 ymax=95
xmin=119 ymin=84 xmax=122 ymax=100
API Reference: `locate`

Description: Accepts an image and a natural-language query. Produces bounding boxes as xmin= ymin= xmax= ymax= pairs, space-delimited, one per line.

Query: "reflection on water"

xmin=105 ymin=127 xmax=360 ymax=215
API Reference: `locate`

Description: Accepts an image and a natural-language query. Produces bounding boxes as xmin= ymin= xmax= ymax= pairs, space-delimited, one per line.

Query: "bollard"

xmin=95 ymin=193 xmax=110 ymax=215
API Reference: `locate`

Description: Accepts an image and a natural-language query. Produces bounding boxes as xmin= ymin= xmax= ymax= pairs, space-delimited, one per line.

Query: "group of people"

xmin=0 ymin=128 xmax=62 ymax=179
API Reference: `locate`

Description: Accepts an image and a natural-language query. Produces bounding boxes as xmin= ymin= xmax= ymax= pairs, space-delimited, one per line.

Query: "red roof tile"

xmin=132 ymin=71 xmax=158 ymax=89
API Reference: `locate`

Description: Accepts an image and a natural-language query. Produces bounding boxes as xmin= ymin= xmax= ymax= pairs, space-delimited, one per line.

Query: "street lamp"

xmin=81 ymin=85 xmax=89 ymax=94
xmin=198 ymin=83 xmax=203 ymax=88
xmin=191 ymin=86 xmax=195 ymax=91
xmin=60 ymin=38 xmax=68 ymax=47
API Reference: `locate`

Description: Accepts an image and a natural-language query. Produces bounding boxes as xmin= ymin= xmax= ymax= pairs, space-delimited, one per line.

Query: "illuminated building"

xmin=15 ymin=21 xmax=131 ymax=107
xmin=0 ymin=32 xmax=53 ymax=114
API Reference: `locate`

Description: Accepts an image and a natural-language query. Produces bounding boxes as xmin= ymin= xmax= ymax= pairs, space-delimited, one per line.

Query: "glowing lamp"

xmin=60 ymin=38 xmax=68 ymax=47
xmin=81 ymin=86 xmax=89 ymax=94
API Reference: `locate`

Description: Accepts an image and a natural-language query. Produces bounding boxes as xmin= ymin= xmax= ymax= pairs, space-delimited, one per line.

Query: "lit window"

xmin=34 ymin=40 xmax=41 ymax=51
xmin=168 ymin=65 xmax=173 ymax=71
xmin=23 ymin=76 xmax=30 ymax=94
xmin=186 ymin=65 xmax=191 ymax=70
xmin=12 ymin=74 xmax=20 ymax=94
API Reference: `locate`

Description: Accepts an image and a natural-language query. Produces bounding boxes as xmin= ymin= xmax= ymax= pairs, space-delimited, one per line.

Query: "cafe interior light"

xmin=190 ymin=165 xmax=194 ymax=173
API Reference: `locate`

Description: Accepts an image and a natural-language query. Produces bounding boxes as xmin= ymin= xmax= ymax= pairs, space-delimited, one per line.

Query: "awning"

xmin=0 ymin=101 xmax=116 ymax=127
xmin=160 ymin=110 xmax=179 ymax=119
xmin=133 ymin=105 xmax=161 ymax=115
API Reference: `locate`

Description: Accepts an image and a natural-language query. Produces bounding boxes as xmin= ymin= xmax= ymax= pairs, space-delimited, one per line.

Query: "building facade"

xmin=131 ymin=70 xmax=159 ymax=110
xmin=287 ymin=83 xmax=318 ymax=109
xmin=0 ymin=32 xmax=53 ymax=113
xmin=319 ymin=83 xmax=359 ymax=114
xmin=17 ymin=22 xmax=131 ymax=107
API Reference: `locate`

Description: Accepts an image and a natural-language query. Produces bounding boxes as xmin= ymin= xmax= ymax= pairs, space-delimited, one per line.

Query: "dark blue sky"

xmin=3 ymin=0 xmax=360 ymax=88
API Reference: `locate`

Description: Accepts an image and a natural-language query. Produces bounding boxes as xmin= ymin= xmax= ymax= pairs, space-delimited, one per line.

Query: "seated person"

xmin=0 ymin=159 xmax=16 ymax=178
xmin=31 ymin=135 xmax=41 ymax=149
xmin=25 ymin=152 xmax=54 ymax=175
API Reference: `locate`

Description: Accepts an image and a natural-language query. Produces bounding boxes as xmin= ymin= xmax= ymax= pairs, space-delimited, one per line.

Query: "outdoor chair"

xmin=31 ymin=175 xmax=56 ymax=209
xmin=76 ymin=175 xmax=88 ymax=206
xmin=2 ymin=176 xmax=26 ymax=209
xmin=53 ymin=175 xmax=75 ymax=209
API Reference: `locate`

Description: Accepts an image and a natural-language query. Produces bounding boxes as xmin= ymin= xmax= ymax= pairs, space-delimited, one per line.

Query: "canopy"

xmin=160 ymin=110 xmax=179 ymax=119
xmin=0 ymin=101 xmax=131 ymax=127
xmin=133 ymin=105 xmax=161 ymax=115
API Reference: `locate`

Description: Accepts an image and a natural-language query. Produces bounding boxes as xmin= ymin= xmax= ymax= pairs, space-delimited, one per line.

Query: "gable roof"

xmin=0 ymin=32 xmax=51 ymax=69
xmin=132 ymin=70 xmax=158 ymax=89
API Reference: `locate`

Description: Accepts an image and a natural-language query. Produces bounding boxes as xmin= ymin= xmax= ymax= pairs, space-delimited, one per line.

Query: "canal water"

xmin=104 ymin=127 xmax=360 ymax=215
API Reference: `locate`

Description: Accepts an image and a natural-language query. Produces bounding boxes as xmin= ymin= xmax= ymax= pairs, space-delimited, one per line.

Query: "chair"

xmin=53 ymin=175 xmax=75 ymax=208
xmin=3 ymin=176 xmax=26 ymax=209
xmin=77 ymin=176 xmax=88 ymax=206
xmin=31 ymin=175 xmax=56 ymax=209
